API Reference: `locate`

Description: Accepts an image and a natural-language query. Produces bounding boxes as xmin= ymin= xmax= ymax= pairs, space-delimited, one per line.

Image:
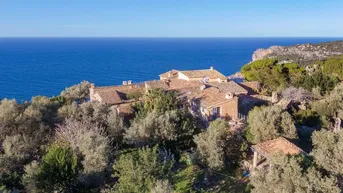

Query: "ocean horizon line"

xmin=1 ymin=36 xmax=343 ymax=39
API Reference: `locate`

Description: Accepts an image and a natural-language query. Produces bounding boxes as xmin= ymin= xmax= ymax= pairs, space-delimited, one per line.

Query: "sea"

xmin=1 ymin=37 xmax=342 ymax=101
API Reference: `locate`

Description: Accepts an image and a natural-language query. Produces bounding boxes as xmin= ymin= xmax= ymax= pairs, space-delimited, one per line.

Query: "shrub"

xmin=105 ymin=146 xmax=174 ymax=193
xmin=60 ymin=81 xmax=91 ymax=101
xmin=36 ymin=144 xmax=83 ymax=192
xmin=247 ymin=106 xmax=298 ymax=143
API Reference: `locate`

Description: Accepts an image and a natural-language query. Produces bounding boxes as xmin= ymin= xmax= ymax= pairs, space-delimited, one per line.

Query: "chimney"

xmin=210 ymin=66 xmax=214 ymax=70
xmin=128 ymin=80 xmax=132 ymax=85
xmin=225 ymin=92 xmax=234 ymax=99
xmin=200 ymin=84 xmax=206 ymax=91
xmin=89 ymin=83 xmax=95 ymax=101
xmin=123 ymin=81 xmax=128 ymax=85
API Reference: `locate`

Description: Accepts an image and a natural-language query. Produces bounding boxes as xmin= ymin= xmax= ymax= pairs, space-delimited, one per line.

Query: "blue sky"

xmin=0 ymin=0 xmax=342 ymax=37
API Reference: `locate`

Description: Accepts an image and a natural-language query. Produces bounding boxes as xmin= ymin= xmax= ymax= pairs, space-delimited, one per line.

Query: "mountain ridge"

xmin=252 ymin=41 xmax=343 ymax=65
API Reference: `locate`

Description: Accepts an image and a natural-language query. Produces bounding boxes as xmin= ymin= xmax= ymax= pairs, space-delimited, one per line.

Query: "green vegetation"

xmin=194 ymin=119 xmax=247 ymax=169
xmin=322 ymin=55 xmax=343 ymax=79
xmin=32 ymin=144 xmax=83 ymax=192
xmin=295 ymin=71 xmax=339 ymax=95
xmin=133 ymin=89 xmax=180 ymax=118
xmin=241 ymin=58 xmax=305 ymax=93
xmin=241 ymin=56 xmax=343 ymax=94
xmin=311 ymin=130 xmax=343 ymax=175
xmin=4 ymin=53 xmax=343 ymax=192
xmin=292 ymin=109 xmax=321 ymax=127
xmin=250 ymin=154 xmax=339 ymax=193
xmin=104 ymin=146 xmax=174 ymax=193
xmin=126 ymin=91 xmax=143 ymax=100
xmin=247 ymin=106 xmax=298 ymax=143
xmin=0 ymin=83 xmax=248 ymax=192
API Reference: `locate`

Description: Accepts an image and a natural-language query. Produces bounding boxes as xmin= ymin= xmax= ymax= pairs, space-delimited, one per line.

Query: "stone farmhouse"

xmin=251 ymin=137 xmax=306 ymax=170
xmin=89 ymin=67 xmax=261 ymax=122
xmin=159 ymin=67 xmax=228 ymax=82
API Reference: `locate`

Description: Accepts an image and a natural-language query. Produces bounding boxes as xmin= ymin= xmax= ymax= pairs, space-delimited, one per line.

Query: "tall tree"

xmin=104 ymin=146 xmax=174 ymax=193
xmin=125 ymin=109 xmax=199 ymax=150
xmin=56 ymin=118 xmax=110 ymax=187
xmin=311 ymin=129 xmax=343 ymax=175
xmin=60 ymin=80 xmax=91 ymax=101
xmin=133 ymin=89 xmax=179 ymax=118
xmin=247 ymin=106 xmax=298 ymax=143
xmin=35 ymin=144 xmax=83 ymax=192
xmin=250 ymin=155 xmax=339 ymax=193
xmin=194 ymin=119 xmax=247 ymax=170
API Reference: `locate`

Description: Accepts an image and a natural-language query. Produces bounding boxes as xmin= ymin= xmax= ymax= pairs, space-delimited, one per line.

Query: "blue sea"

xmin=1 ymin=37 xmax=342 ymax=101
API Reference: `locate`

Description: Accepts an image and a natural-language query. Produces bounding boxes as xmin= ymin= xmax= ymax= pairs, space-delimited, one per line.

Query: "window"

xmin=212 ymin=107 xmax=217 ymax=114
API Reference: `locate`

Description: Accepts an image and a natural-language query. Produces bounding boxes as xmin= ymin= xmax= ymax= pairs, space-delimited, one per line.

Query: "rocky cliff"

xmin=252 ymin=41 xmax=343 ymax=65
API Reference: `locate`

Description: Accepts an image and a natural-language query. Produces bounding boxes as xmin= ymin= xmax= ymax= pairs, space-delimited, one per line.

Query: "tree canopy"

xmin=247 ymin=105 xmax=298 ymax=143
xmin=104 ymin=146 xmax=174 ymax=193
xmin=194 ymin=119 xmax=247 ymax=169
xmin=311 ymin=129 xmax=343 ymax=175
xmin=241 ymin=58 xmax=305 ymax=93
xmin=35 ymin=144 xmax=83 ymax=192
xmin=250 ymin=154 xmax=339 ymax=193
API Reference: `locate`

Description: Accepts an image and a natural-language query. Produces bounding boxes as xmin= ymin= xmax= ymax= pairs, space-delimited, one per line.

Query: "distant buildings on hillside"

xmin=90 ymin=67 xmax=262 ymax=123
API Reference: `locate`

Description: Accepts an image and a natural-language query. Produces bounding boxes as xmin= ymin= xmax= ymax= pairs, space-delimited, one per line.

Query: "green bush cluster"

xmin=0 ymin=84 xmax=249 ymax=192
xmin=241 ymin=58 xmax=305 ymax=93
xmin=322 ymin=55 xmax=343 ymax=79
xmin=241 ymin=57 xmax=343 ymax=94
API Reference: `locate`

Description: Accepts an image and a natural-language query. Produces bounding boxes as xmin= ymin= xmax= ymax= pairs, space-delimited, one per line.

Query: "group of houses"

xmin=89 ymin=66 xmax=306 ymax=169
xmin=90 ymin=67 xmax=261 ymax=122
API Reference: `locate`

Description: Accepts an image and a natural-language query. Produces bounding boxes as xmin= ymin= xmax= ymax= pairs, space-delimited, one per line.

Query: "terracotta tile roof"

xmin=159 ymin=69 xmax=179 ymax=79
xmin=116 ymin=103 xmax=134 ymax=115
xmin=185 ymin=87 xmax=234 ymax=108
xmin=145 ymin=79 xmax=203 ymax=91
xmin=179 ymin=69 xmax=227 ymax=80
xmin=92 ymin=83 xmax=145 ymax=104
xmin=252 ymin=137 xmax=305 ymax=158
xmin=145 ymin=80 xmax=169 ymax=90
xmin=238 ymin=81 xmax=260 ymax=94
xmin=93 ymin=84 xmax=139 ymax=92
xmin=168 ymin=79 xmax=202 ymax=90
xmin=97 ymin=89 xmax=122 ymax=104
xmin=207 ymin=81 xmax=248 ymax=95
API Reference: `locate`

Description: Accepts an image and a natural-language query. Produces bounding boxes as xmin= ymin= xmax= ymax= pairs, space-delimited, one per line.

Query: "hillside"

xmin=252 ymin=41 xmax=343 ymax=65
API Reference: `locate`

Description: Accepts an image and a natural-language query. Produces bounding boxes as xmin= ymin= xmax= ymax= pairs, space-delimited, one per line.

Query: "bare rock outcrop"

xmin=252 ymin=41 xmax=343 ymax=64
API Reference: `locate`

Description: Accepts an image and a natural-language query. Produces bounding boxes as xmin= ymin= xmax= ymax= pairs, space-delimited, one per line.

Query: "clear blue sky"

xmin=1 ymin=0 xmax=342 ymax=37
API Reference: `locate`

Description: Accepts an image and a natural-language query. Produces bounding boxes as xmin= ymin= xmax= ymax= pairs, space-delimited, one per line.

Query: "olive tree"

xmin=2 ymin=135 xmax=37 ymax=161
xmin=151 ymin=180 xmax=173 ymax=193
xmin=312 ymin=83 xmax=343 ymax=118
xmin=22 ymin=161 xmax=40 ymax=193
xmin=56 ymin=118 xmax=110 ymax=186
xmin=281 ymin=87 xmax=312 ymax=102
xmin=247 ymin=105 xmax=298 ymax=143
xmin=24 ymin=96 xmax=60 ymax=126
xmin=250 ymin=155 xmax=339 ymax=193
xmin=60 ymin=80 xmax=91 ymax=101
xmin=125 ymin=110 xmax=198 ymax=150
xmin=311 ymin=129 xmax=343 ymax=175
xmin=133 ymin=89 xmax=180 ymax=118
xmin=58 ymin=102 xmax=125 ymax=147
xmin=0 ymin=99 xmax=20 ymax=125
xmin=194 ymin=119 xmax=247 ymax=170
xmin=104 ymin=146 xmax=174 ymax=193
